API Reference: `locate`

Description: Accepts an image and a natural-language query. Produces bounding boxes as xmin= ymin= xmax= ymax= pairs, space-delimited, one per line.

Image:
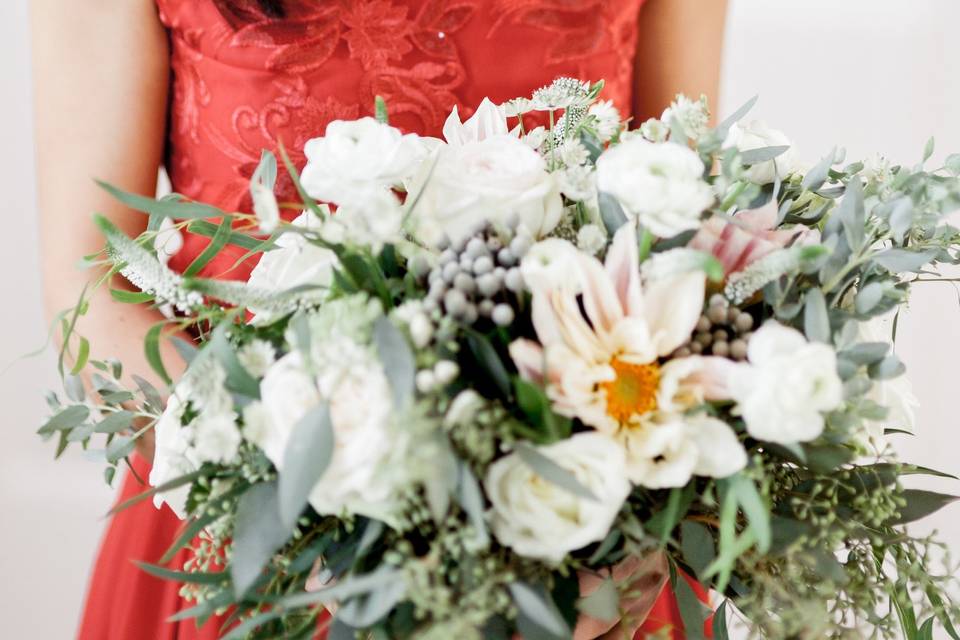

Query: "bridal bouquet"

xmin=42 ymin=78 xmax=960 ymax=638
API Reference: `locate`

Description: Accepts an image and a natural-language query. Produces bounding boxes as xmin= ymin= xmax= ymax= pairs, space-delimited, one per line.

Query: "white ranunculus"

xmin=485 ymin=433 xmax=630 ymax=563
xmin=725 ymin=120 xmax=800 ymax=184
xmin=247 ymin=211 xmax=338 ymax=324
xmin=300 ymin=117 xmax=430 ymax=204
xmin=596 ymin=137 xmax=714 ymax=237
xmin=729 ymin=321 xmax=843 ymax=444
xmin=320 ymin=189 xmax=403 ymax=252
xmin=192 ymin=411 xmax=242 ymax=465
xmin=519 ymin=236 xmax=584 ymax=294
xmin=409 ymin=134 xmax=563 ymax=247
xmin=258 ymin=338 xmax=410 ymax=524
xmin=442 ymin=97 xmax=509 ymax=146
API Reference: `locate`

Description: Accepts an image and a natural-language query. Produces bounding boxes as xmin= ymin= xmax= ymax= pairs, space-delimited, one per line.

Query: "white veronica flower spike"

xmin=510 ymin=223 xmax=746 ymax=487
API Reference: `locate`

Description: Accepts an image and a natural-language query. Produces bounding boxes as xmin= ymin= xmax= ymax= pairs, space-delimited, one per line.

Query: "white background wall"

xmin=1 ymin=1 xmax=958 ymax=638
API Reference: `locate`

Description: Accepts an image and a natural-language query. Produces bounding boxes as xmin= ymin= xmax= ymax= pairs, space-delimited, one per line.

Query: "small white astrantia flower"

xmin=530 ymin=77 xmax=592 ymax=111
xmin=238 ymin=339 xmax=276 ymax=379
xmin=588 ymin=99 xmax=622 ymax=142
xmin=661 ymin=94 xmax=710 ymax=140
xmin=556 ymin=139 xmax=590 ymax=168
xmin=638 ymin=118 xmax=669 ymax=143
xmin=728 ymin=321 xmax=843 ymax=444
xmin=576 ymin=223 xmax=607 ymax=256
xmin=725 ymin=120 xmax=800 ymax=185
xmin=484 ymin=432 xmax=630 ymax=563
xmin=596 ymin=137 xmax=714 ymax=237
xmin=557 ymin=164 xmax=596 ymax=202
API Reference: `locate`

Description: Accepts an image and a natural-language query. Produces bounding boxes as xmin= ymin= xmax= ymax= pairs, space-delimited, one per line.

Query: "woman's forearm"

xmin=31 ymin=0 xmax=183 ymax=458
xmin=632 ymin=0 xmax=729 ymax=123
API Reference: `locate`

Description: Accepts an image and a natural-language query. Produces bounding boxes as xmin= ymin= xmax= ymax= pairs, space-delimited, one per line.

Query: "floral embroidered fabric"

xmin=156 ymin=0 xmax=646 ymax=279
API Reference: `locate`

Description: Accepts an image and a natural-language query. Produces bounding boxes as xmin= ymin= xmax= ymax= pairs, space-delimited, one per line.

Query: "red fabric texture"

xmin=79 ymin=1 xmax=713 ymax=638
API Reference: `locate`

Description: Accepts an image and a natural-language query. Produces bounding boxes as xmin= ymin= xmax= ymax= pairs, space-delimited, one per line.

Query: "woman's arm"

xmin=31 ymin=0 xmax=180 ymax=459
xmin=632 ymin=0 xmax=729 ymax=123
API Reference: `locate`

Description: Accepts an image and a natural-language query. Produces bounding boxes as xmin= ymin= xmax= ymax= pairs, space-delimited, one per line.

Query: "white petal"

xmin=642 ymin=271 xmax=706 ymax=356
xmin=604 ymin=222 xmax=644 ymax=317
xmin=688 ymin=416 xmax=747 ymax=478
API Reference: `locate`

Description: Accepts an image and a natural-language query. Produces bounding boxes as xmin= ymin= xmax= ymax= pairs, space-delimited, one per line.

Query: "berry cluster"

xmin=418 ymin=225 xmax=531 ymax=327
xmin=674 ymin=294 xmax=754 ymax=360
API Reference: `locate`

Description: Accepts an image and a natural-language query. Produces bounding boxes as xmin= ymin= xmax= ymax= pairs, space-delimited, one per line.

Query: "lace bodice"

xmin=156 ymin=0 xmax=646 ymax=278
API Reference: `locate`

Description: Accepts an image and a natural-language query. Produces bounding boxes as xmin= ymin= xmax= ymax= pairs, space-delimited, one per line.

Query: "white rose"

xmin=409 ymin=135 xmax=563 ymax=247
xmin=596 ymin=137 xmax=714 ymax=237
xmin=725 ymin=120 xmax=800 ymax=184
xmin=149 ymin=390 xmax=195 ymax=518
xmin=300 ymin=117 xmax=430 ymax=205
xmin=484 ymin=433 xmax=630 ymax=563
xmin=247 ymin=211 xmax=338 ymax=324
xmin=258 ymin=340 xmax=410 ymax=524
xmin=729 ymin=321 xmax=843 ymax=444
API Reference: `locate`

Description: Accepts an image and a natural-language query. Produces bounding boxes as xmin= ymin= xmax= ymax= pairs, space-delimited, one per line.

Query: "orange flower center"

xmin=600 ymin=357 xmax=660 ymax=423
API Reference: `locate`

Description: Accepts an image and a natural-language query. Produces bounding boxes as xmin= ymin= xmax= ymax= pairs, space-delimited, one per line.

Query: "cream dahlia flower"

xmin=510 ymin=223 xmax=746 ymax=487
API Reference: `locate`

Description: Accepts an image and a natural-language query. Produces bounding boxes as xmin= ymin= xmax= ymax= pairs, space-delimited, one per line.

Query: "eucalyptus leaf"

xmin=673 ymin=572 xmax=708 ymax=640
xmin=38 ymin=405 xmax=90 ymax=435
xmin=106 ymin=436 xmax=136 ymax=464
xmin=740 ymin=145 xmax=790 ymax=165
xmin=804 ymin=288 xmax=831 ymax=344
xmin=598 ymin=192 xmax=628 ymax=235
xmin=855 ymin=282 xmax=884 ymax=315
xmin=373 ymin=317 xmax=415 ymax=409
xmin=873 ymin=248 xmax=939 ymax=273
xmin=515 ymin=442 xmax=597 ymax=501
xmin=231 ymin=481 xmax=290 ymax=597
xmin=869 ymin=355 xmax=906 ymax=380
xmin=576 ymin=577 xmax=619 ymax=622
xmin=457 ymin=461 xmax=490 ymax=549
xmin=801 ymin=148 xmax=836 ymax=192
xmin=509 ymin=582 xmax=572 ymax=640
xmin=728 ymin=474 xmax=771 ymax=553
xmin=64 ymin=374 xmax=86 ymax=403
xmin=837 ymin=177 xmax=865 ymax=251
xmin=94 ymin=410 xmax=135 ymax=434
xmin=465 ymin=331 xmax=511 ymax=398
xmin=279 ymin=404 xmax=333 ymax=530
xmin=888 ymin=489 xmax=960 ymax=525
xmin=681 ymin=520 xmax=716 ymax=579
xmin=337 ymin=573 xmax=407 ymax=628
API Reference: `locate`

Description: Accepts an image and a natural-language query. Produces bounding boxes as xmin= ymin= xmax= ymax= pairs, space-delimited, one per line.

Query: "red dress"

xmin=78 ymin=1 xmax=710 ymax=638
